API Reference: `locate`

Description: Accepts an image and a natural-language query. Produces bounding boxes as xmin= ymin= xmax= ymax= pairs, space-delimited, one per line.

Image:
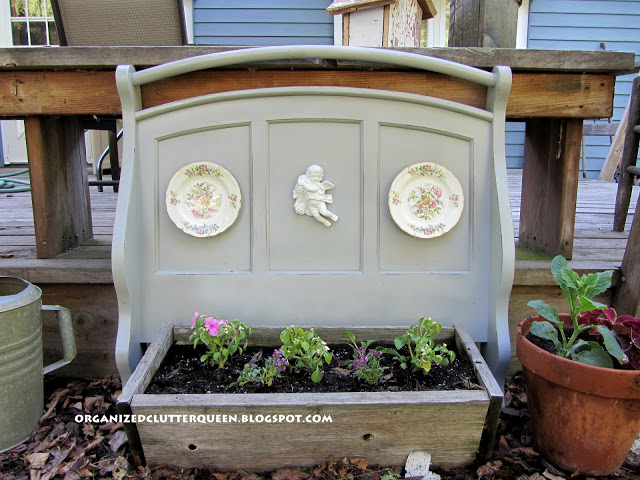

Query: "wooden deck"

xmin=0 ymin=167 xmax=638 ymax=377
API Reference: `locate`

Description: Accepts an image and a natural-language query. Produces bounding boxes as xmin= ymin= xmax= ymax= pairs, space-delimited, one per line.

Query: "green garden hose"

xmin=0 ymin=168 xmax=30 ymax=193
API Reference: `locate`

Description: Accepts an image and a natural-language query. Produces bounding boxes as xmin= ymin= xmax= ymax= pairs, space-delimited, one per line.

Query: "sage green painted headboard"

xmin=113 ymin=46 xmax=514 ymax=386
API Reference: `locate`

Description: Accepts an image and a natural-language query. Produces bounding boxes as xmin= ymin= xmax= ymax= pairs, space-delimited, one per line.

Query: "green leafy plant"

xmin=379 ymin=469 xmax=401 ymax=480
xmin=279 ymin=326 xmax=332 ymax=382
xmin=343 ymin=332 xmax=387 ymax=385
xmin=232 ymin=349 xmax=290 ymax=387
xmin=232 ymin=362 xmax=262 ymax=387
xmin=189 ymin=311 xmax=253 ymax=368
xmin=526 ymin=255 xmax=628 ymax=368
xmin=382 ymin=317 xmax=455 ymax=375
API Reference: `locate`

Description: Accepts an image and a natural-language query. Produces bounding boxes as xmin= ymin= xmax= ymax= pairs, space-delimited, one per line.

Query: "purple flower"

xmin=353 ymin=357 xmax=368 ymax=370
xmin=269 ymin=349 xmax=289 ymax=372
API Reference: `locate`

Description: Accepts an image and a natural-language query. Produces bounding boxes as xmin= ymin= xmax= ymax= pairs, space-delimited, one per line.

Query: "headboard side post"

xmin=114 ymin=65 xmax=144 ymax=385
xmin=482 ymin=66 xmax=515 ymax=389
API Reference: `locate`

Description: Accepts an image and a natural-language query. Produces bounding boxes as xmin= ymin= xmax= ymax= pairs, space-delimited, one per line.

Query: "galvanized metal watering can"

xmin=0 ymin=277 xmax=76 ymax=452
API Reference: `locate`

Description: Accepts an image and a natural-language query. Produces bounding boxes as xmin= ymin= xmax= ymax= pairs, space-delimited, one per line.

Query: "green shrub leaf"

xmin=592 ymin=270 xmax=614 ymax=297
xmin=527 ymin=300 xmax=561 ymax=325
xmin=529 ymin=321 xmax=561 ymax=352
xmin=595 ymin=325 xmax=628 ymax=365
xmin=572 ymin=346 xmax=613 ymax=368
xmin=343 ymin=331 xmax=356 ymax=344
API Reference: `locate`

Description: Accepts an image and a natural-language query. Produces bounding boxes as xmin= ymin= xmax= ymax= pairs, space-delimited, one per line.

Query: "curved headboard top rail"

xmin=127 ymin=45 xmax=498 ymax=90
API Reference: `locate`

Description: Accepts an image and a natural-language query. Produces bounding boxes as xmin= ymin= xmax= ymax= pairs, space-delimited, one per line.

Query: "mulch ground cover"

xmin=1 ymin=373 xmax=639 ymax=480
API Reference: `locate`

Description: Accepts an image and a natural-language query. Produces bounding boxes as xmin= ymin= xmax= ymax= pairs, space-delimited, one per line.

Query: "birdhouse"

xmin=327 ymin=0 xmax=437 ymax=47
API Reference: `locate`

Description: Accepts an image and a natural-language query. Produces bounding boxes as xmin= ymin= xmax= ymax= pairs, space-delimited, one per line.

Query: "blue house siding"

xmin=194 ymin=0 xmax=335 ymax=46
xmin=506 ymin=0 xmax=640 ymax=178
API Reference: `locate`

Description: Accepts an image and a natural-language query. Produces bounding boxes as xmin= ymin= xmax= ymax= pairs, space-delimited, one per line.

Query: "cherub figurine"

xmin=292 ymin=165 xmax=339 ymax=227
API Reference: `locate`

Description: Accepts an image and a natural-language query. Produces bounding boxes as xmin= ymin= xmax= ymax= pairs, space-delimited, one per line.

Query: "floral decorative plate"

xmin=388 ymin=162 xmax=464 ymax=239
xmin=165 ymin=162 xmax=241 ymax=237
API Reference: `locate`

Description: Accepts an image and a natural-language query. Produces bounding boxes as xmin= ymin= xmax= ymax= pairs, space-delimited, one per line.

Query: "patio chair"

xmin=51 ymin=0 xmax=188 ymax=191
xmin=51 ymin=0 xmax=187 ymax=46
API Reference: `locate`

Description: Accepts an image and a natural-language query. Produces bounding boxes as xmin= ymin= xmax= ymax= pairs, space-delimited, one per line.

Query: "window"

xmin=421 ymin=0 xmax=449 ymax=47
xmin=10 ymin=0 xmax=58 ymax=46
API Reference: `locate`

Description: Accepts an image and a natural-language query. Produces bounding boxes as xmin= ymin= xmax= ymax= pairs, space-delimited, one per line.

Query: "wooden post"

xmin=449 ymin=0 xmax=519 ymax=48
xmin=519 ymin=118 xmax=583 ymax=259
xmin=599 ymin=97 xmax=630 ymax=182
xmin=613 ymin=76 xmax=640 ymax=232
xmin=613 ymin=195 xmax=640 ymax=317
xmin=25 ymin=116 xmax=93 ymax=258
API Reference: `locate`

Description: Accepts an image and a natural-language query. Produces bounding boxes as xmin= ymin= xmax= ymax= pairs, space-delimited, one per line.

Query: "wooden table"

xmin=0 ymin=46 xmax=634 ymax=259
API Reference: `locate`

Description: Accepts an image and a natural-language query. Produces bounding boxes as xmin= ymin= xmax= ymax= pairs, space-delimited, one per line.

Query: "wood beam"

xmin=0 ymin=70 xmax=615 ymax=119
xmin=25 ymin=116 xmax=93 ymax=258
xmin=140 ymin=71 xmax=615 ymax=119
xmin=519 ymin=118 xmax=583 ymax=259
xmin=0 ymin=47 xmax=633 ymax=74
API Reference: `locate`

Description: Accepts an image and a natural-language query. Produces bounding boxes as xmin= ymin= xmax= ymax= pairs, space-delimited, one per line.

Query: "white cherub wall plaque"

xmin=292 ymin=165 xmax=339 ymax=227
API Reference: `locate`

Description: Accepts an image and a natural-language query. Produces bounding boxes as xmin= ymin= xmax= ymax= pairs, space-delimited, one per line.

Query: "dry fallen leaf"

xmin=350 ymin=458 xmax=369 ymax=470
xmin=476 ymin=460 xmax=502 ymax=478
xmin=25 ymin=451 xmax=50 ymax=469
xmin=512 ymin=447 xmax=540 ymax=459
xmin=84 ymin=396 xmax=106 ymax=411
xmin=239 ymin=473 xmax=264 ymax=480
xmin=40 ymin=388 xmax=70 ymax=422
xmin=108 ymin=430 xmax=128 ymax=452
xmin=272 ymin=467 xmax=311 ymax=480
xmin=527 ymin=474 xmax=544 ymax=480
xmin=542 ymin=470 xmax=566 ymax=480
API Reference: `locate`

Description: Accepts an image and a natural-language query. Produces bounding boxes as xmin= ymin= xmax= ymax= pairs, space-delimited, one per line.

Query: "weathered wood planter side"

xmin=118 ymin=324 xmax=502 ymax=471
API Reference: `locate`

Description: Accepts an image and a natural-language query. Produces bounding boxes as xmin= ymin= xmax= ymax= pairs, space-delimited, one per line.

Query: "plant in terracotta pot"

xmin=517 ymin=255 xmax=640 ymax=476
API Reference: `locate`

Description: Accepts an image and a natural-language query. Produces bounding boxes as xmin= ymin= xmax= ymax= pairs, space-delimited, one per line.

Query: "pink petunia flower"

xmin=204 ymin=317 xmax=227 ymax=337
xmin=192 ymin=311 xmax=200 ymax=328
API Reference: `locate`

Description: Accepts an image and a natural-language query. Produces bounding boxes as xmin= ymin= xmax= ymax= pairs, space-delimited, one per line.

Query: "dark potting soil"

xmin=145 ymin=344 xmax=483 ymax=394
xmin=525 ymin=330 xmax=631 ymax=370
xmin=525 ymin=332 xmax=556 ymax=354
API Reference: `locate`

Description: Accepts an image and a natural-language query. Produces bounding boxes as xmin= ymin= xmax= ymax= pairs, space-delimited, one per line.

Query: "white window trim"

xmin=183 ymin=0 xmax=194 ymax=44
xmin=426 ymin=0 xmax=448 ymax=47
xmin=516 ymin=0 xmax=530 ymax=49
xmin=0 ymin=0 xmax=11 ymax=46
xmin=333 ymin=13 xmax=342 ymax=45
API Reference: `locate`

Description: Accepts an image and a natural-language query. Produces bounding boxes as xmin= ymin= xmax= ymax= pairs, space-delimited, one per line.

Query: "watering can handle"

xmin=41 ymin=305 xmax=77 ymax=374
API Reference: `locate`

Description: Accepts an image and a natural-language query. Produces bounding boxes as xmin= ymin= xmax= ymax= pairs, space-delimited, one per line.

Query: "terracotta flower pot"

xmin=516 ymin=315 xmax=640 ymax=476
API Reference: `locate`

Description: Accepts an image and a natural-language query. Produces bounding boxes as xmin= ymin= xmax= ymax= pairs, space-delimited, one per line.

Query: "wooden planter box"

xmin=118 ymin=324 xmax=502 ymax=471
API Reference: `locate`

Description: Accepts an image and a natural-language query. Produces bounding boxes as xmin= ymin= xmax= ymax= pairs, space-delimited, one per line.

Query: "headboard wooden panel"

xmin=114 ymin=46 xmax=513 ymax=386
